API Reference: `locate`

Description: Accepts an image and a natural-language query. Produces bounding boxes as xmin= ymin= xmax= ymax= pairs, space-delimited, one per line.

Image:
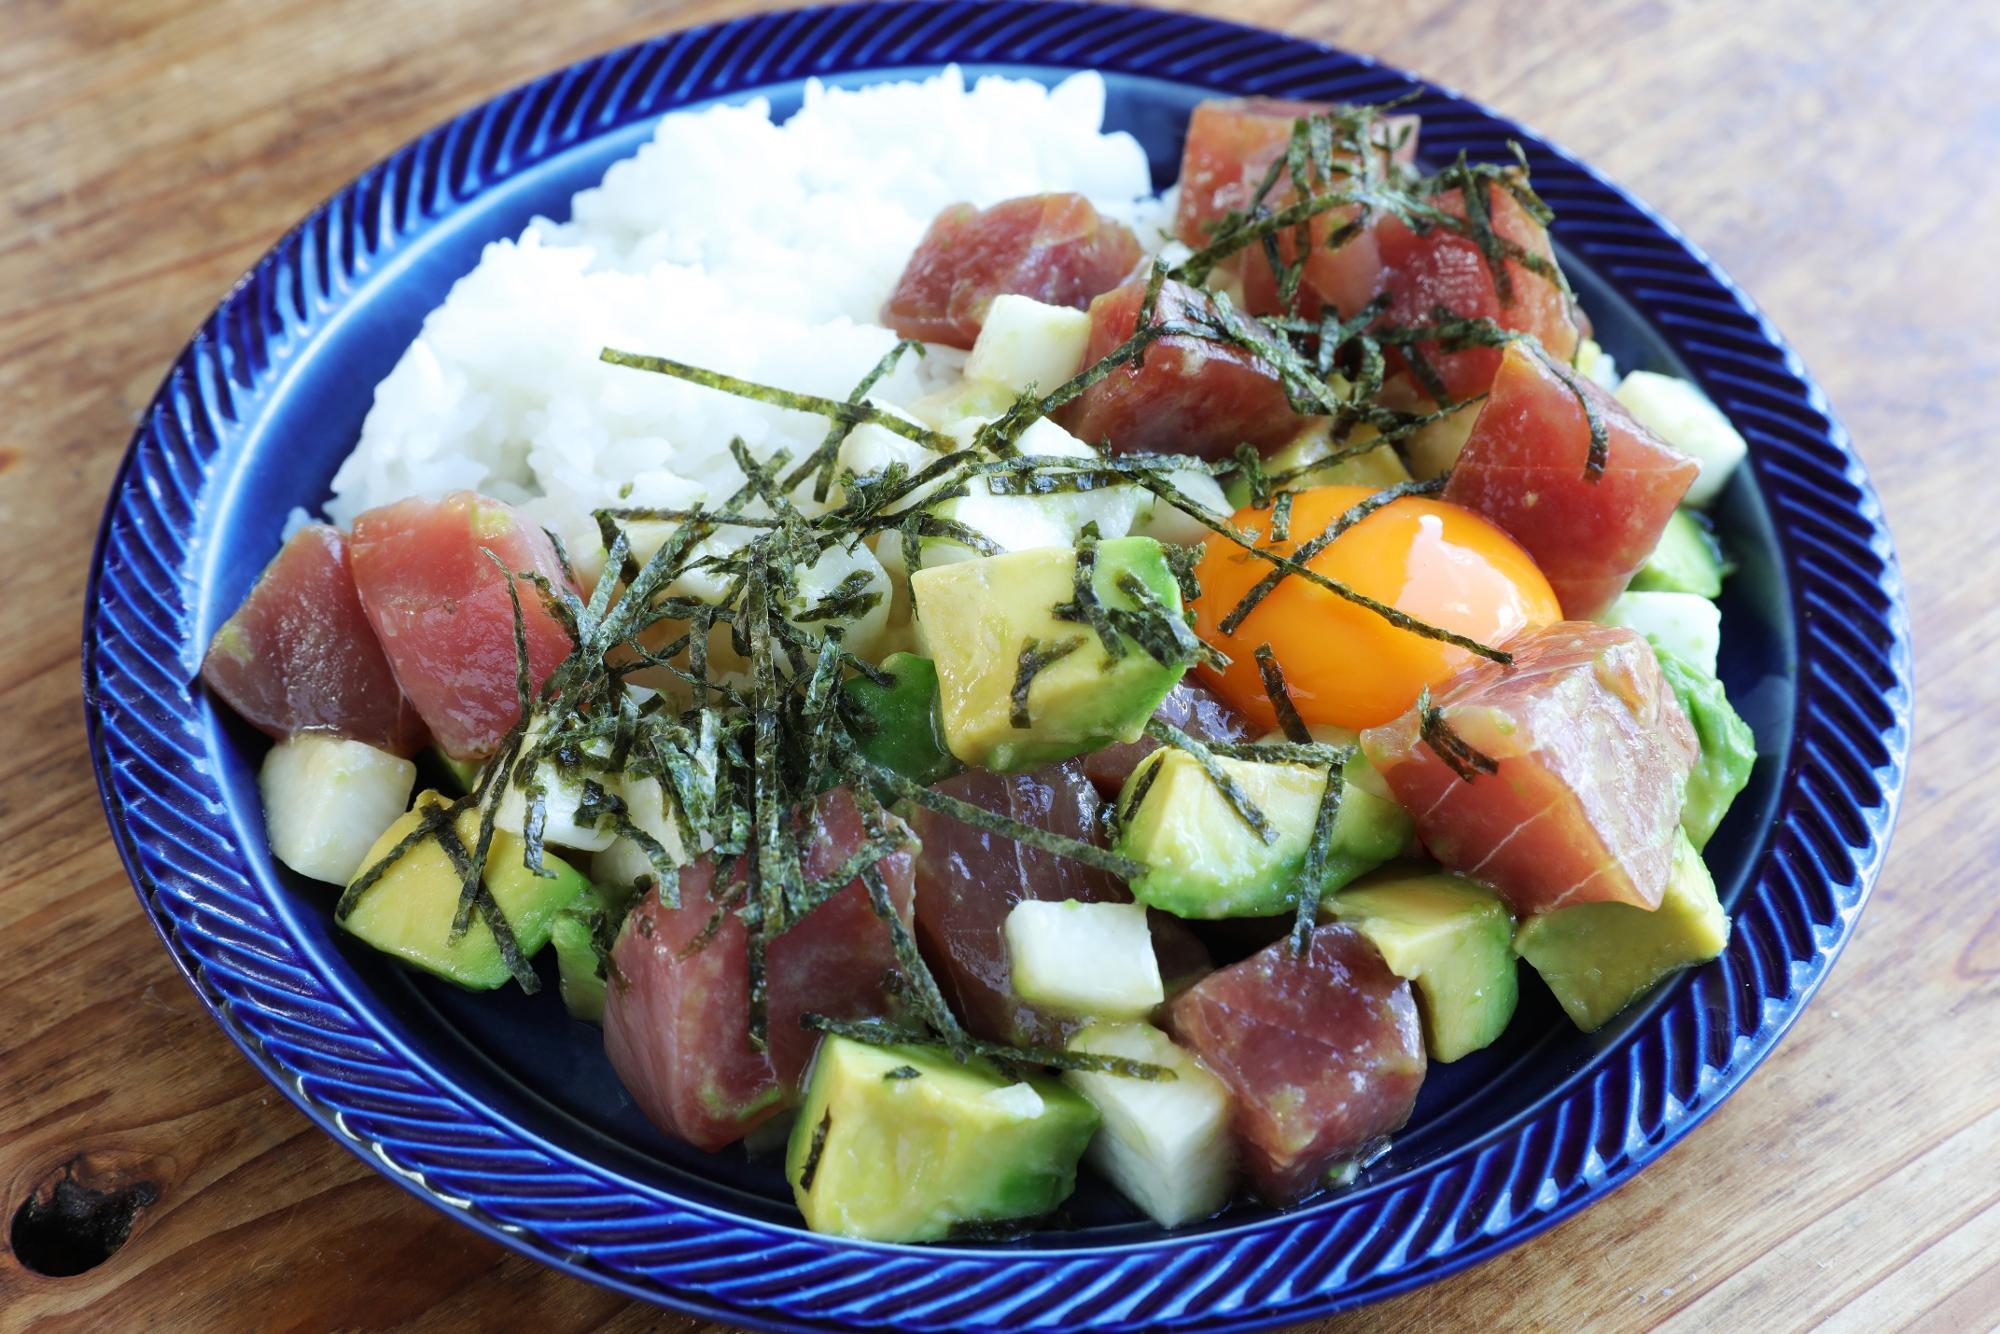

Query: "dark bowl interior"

xmin=192 ymin=68 xmax=1793 ymax=1247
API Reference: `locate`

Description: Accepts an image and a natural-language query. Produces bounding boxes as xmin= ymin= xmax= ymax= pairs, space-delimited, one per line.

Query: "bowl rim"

xmin=84 ymin=2 xmax=1912 ymax=1329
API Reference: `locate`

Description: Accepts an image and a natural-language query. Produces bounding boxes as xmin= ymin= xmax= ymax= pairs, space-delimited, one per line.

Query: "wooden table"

xmin=4 ymin=0 xmax=1995 ymax=1328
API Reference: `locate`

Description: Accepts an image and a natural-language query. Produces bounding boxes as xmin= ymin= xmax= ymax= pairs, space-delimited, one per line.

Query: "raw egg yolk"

xmin=1192 ymin=485 xmax=1560 ymax=731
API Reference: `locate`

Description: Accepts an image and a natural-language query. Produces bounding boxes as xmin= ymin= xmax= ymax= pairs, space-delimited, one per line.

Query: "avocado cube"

xmin=912 ymin=538 xmax=1188 ymax=772
xmin=1116 ymin=749 xmax=1410 ymax=918
xmin=838 ymin=651 xmax=961 ymax=786
xmin=1327 ymin=867 xmax=1518 ymax=1062
xmin=1514 ymin=830 xmax=1731 ymax=1032
xmin=427 ymin=745 xmax=484 ymax=795
xmin=1063 ymin=1022 xmax=1234 ymax=1228
xmin=341 ymin=790 xmax=591 ymax=990
xmin=785 ymin=1037 xmax=1099 ymax=1242
xmin=1655 ymin=649 xmax=1757 ymax=850
xmin=1005 ymin=900 xmax=1163 ymax=1019
xmin=1631 ymin=508 xmax=1729 ymax=598
xmin=549 ymin=884 xmax=612 ymax=1023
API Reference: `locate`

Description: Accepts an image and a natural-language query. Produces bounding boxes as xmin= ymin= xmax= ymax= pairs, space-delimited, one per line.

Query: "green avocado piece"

xmin=912 ymin=538 xmax=1189 ymax=772
xmin=1115 ymin=749 xmax=1410 ymax=918
xmin=1655 ymin=648 xmax=1756 ymax=849
xmin=1630 ymin=508 xmax=1730 ymax=598
xmin=785 ymin=1036 xmax=1099 ymax=1241
xmin=340 ymin=790 xmax=590 ymax=990
xmin=1326 ymin=866 xmax=1517 ymax=1062
xmin=1514 ymin=830 xmax=1730 ymax=1032
xmin=549 ymin=883 xmax=613 ymax=1023
xmin=837 ymin=651 xmax=962 ymax=786
xmin=427 ymin=746 xmax=484 ymax=795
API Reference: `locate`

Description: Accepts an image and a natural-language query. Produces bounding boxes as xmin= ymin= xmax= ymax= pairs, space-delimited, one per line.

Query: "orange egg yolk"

xmin=1192 ymin=485 xmax=1560 ymax=731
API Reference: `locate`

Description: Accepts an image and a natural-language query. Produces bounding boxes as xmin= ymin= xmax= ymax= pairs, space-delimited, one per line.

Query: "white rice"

xmin=324 ymin=68 xmax=1163 ymax=554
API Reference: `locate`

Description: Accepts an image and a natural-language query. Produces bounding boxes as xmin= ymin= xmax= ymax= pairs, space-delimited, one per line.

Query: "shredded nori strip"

xmin=1255 ymin=644 xmax=1314 ymax=745
xmin=800 ymin=1015 xmax=1174 ymax=1081
xmin=1290 ymin=765 xmax=1349 ymax=957
xmin=1419 ymin=688 xmax=1500 ymax=782
xmin=1010 ymin=636 xmax=1086 ymax=730
xmin=1146 ymin=718 xmax=1274 ymax=845
xmin=845 ymin=753 xmax=1146 ymax=880
xmin=797 ymin=1110 xmax=833 ymax=1192
xmin=1218 ymin=478 xmax=1447 ymax=636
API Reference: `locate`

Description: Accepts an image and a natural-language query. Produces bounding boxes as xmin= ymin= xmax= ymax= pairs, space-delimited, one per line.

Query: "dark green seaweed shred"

xmin=1146 ymin=718 xmax=1275 ymax=845
xmin=1419 ymin=687 xmax=1500 ymax=782
xmin=1255 ymin=644 xmax=1314 ymax=745
xmin=797 ymin=1110 xmax=833 ymax=1192
xmin=1010 ymin=635 xmax=1086 ymax=730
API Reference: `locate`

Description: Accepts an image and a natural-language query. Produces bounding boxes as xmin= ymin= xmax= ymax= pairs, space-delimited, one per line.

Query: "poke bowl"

xmin=85 ymin=2 xmax=1910 ymax=1329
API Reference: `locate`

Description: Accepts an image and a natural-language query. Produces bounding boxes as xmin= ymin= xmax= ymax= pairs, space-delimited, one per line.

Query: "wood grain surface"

xmin=3 ymin=0 xmax=1995 ymax=1329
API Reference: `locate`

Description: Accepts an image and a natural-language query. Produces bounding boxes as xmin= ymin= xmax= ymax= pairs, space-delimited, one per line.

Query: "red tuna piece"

xmin=882 ymin=193 xmax=1145 ymax=349
xmin=1375 ymin=180 xmax=1580 ymax=404
xmin=1082 ymin=679 xmax=1253 ymax=798
xmin=201 ymin=524 xmax=429 ymax=756
xmin=1361 ymin=622 xmax=1698 ymax=915
xmin=911 ymin=761 xmax=1207 ymax=1043
xmin=1055 ymin=277 xmax=1307 ymax=459
xmin=603 ymin=788 xmax=917 ymax=1152
xmin=1175 ymin=97 xmax=1419 ymax=320
xmin=348 ymin=491 xmax=578 ymax=762
xmin=1442 ymin=341 xmax=1699 ymax=617
xmin=1167 ymin=924 xmax=1425 ymax=1204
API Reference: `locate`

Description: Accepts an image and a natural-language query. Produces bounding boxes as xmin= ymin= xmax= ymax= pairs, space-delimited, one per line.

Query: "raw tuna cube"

xmin=1443 ymin=342 xmax=1700 ymax=617
xmin=911 ymin=761 xmax=1208 ymax=1043
xmin=1361 ymin=622 xmax=1698 ymax=915
xmin=1166 ymin=924 xmax=1425 ymax=1204
xmin=1081 ymin=680 xmax=1253 ymax=797
xmin=603 ymin=788 xmax=917 ymax=1152
xmin=1174 ymin=97 xmax=1419 ymax=320
xmin=1055 ymin=278 xmax=1307 ymax=459
xmin=348 ymin=491 xmax=578 ymax=761
xmin=1375 ymin=180 xmax=1580 ymax=404
xmin=882 ymin=193 xmax=1145 ymax=350
xmin=201 ymin=524 xmax=429 ymax=756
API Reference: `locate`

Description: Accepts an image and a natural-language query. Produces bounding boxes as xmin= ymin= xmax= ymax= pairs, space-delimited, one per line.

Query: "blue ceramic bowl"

xmin=85 ymin=3 xmax=1911 ymax=1328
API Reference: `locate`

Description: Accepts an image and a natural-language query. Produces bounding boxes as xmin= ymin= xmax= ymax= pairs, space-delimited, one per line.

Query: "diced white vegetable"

xmin=788 ymin=538 xmax=894 ymax=664
xmin=1600 ymin=590 xmax=1722 ymax=677
xmin=492 ymin=723 xmax=618 ymax=852
xmin=963 ymin=295 xmax=1092 ymax=395
xmin=1134 ymin=466 xmax=1231 ymax=547
xmin=1614 ymin=370 xmax=1748 ymax=508
xmin=592 ymin=836 xmax=657 ymax=895
xmin=1064 ymin=1022 xmax=1235 ymax=1228
xmin=1005 ymin=900 xmax=1163 ymax=1018
xmin=1574 ymin=337 xmax=1619 ymax=390
xmin=259 ymin=735 xmax=417 ymax=885
xmin=905 ymin=378 xmax=1020 ymax=431
xmin=925 ymin=417 xmax=1143 ymax=565
xmin=982 ymin=1082 xmax=1047 ymax=1119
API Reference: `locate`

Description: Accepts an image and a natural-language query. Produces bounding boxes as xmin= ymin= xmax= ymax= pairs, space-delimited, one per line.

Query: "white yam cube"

xmin=1615 ymin=370 xmax=1748 ymax=508
xmin=926 ymin=417 xmax=1143 ymax=565
xmin=1064 ymin=1022 xmax=1235 ymax=1228
xmin=1134 ymin=466 xmax=1231 ymax=547
xmin=1005 ymin=900 xmax=1162 ymax=1018
xmin=492 ymin=724 xmax=618 ymax=853
xmin=964 ymin=294 xmax=1092 ymax=395
xmin=1600 ymin=590 xmax=1722 ymax=677
xmin=259 ymin=735 xmax=417 ymax=885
